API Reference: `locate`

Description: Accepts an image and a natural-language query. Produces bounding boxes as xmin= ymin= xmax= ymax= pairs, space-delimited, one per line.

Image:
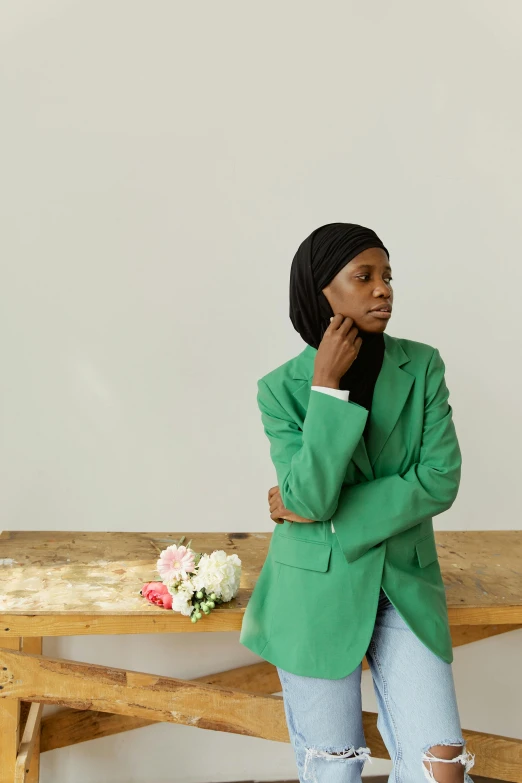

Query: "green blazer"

xmin=239 ymin=331 xmax=462 ymax=678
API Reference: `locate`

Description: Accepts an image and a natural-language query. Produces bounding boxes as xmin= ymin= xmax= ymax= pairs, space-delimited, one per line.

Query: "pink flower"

xmin=141 ymin=581 xmax=173 ymax=610
xmin=156 ymin=545 xmax=196 ymax=582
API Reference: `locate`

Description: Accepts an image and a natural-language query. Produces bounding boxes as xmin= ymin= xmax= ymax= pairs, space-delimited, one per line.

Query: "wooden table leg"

xmin=0 ymin=637 xmax=22 ymax=783
xmin=22 ymin=639 xmax=42 ymax=783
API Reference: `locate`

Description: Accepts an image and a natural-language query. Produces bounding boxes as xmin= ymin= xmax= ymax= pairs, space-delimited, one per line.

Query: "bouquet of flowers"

xmin=140 ymin=536 xmax=241 ymax=623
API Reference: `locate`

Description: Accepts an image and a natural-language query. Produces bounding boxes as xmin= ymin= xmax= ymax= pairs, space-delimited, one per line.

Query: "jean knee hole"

xmin=421 ymin=741 xmax=476 ymax=782
xmin=302 ymin=745 xmax=373 ymax=781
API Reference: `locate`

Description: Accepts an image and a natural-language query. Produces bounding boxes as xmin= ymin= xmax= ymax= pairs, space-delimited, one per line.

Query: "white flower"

xmin=191 ymin=550 xmax=241 ymax=602
xmin=170 ymin=578 xmax=195 ymax=616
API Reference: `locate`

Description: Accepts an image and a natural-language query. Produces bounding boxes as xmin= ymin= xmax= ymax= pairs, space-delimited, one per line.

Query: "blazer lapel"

xmin=290 ymin=332 xmax=414 ymax=480
xmin=366 ymin=334 xmax=414 ymax=469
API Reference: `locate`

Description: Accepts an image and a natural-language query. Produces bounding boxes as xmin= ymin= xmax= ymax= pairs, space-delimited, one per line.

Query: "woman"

xmin=239 ymin=222 xmax=475 ymax=783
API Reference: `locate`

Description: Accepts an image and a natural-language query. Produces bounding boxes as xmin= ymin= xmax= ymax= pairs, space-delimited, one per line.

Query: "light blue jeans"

xmin=276 ymin=588 xmax=475 ymax=783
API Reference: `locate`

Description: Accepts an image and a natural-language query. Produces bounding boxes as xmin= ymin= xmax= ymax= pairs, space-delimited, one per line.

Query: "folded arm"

xmin=257 ymin=378 xmax=368 ymax=521
xmin=330 ymin=347 xmax=462 ymax=561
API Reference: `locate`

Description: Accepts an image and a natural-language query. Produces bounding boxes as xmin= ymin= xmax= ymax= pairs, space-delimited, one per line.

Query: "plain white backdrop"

xmin=1 ymin=1 xmax=521 ymax=781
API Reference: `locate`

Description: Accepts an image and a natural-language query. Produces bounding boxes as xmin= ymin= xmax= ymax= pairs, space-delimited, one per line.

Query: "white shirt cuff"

xmin=311 ymin=385 xmax=349 ymax=402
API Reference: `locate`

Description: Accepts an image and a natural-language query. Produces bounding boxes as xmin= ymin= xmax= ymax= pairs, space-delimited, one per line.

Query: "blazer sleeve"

xmin=330 ymin=347 xmax=462 ymax=563
xmin=257 ymin=378 xmax=368 ymax=520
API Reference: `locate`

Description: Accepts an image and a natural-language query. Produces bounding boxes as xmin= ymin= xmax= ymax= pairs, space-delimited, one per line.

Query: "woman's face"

xmin=321 ymin=247 xmax=393 ymax=333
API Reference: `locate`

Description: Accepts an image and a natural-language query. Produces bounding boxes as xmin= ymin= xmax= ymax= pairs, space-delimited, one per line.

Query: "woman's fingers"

xmin=269 ymin=488 xmax=290 ymax=524
xmin=269 ymin=486 xmax=282 ymax=511
xmin=268 ymin=485 xmax=316 ymax=524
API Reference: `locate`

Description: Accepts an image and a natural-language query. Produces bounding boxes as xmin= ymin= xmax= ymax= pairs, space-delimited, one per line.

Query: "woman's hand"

xmin=312 ymin=314 xmax=362 ymax=387
xmin=268 ymin=485 xmax=316 ymax=524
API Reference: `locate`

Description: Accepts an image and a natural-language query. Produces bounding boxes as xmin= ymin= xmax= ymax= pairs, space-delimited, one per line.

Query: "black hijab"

xmin=289 ymin=222 xmax=390 ymax=416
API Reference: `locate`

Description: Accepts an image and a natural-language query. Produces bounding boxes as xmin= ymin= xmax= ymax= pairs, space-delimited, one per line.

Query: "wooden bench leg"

xmin=15 ymin=702 xmax=43 ymax=783
xmin=0 ymin=637 xmax=21 ymax=783
xmin=0 ymin=638 xmax=42 ymax=783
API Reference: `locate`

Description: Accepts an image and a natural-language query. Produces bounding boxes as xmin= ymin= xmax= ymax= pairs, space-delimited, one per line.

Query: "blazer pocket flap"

xmin=415 ymin=534 xmax=438 ymax=568
xmin=272 ymin=534 xmax=332 ymax=572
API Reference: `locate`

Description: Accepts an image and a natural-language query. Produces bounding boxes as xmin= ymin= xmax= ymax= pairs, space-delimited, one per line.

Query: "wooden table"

xmin=0 ymin=530 xmax=521 ymax=783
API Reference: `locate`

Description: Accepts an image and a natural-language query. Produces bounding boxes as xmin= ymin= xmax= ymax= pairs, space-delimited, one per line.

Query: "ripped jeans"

xmin=276 ymin=588 xmax=475 ymax=783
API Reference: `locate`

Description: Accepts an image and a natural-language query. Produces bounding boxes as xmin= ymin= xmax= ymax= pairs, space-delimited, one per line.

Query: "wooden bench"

xmin=0 ymin=530 xmax=521 ymax=783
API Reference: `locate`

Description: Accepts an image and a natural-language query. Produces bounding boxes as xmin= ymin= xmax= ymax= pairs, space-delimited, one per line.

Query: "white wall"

xmin=1 ymin=1 xmax=521 ymax=781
